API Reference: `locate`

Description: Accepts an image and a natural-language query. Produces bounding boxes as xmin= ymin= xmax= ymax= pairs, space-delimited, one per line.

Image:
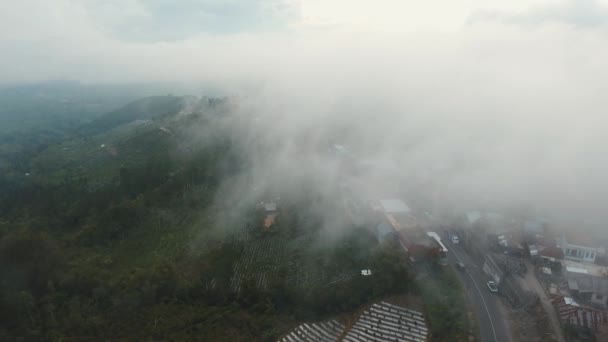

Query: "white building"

xmin=379 ymin=199 xmax=411 ymax=214
xmin=560 ymin=236 xmax=604 ymax=264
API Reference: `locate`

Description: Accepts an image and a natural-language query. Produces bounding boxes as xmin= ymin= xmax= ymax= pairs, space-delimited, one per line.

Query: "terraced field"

xmin=230 ymin=236 xmax=287 ymax=292
xmin=344 ymin=302 xmax=428 ymax=342
xmin=279 ymin=320 xmax=345 ymax=342
xmin=230 ymin=230 xmax=359 ymax=292
xmin=279 ymin=302 xmax=429 ymax=342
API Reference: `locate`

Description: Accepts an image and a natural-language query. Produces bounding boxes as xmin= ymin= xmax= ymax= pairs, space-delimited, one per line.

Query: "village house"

xmin=373 ymin=198 xmax=446 ymax=263
xmin=563 ymin=260 xmax=608 ymax=309
xmin=559 ymin=233 xmax=605 ymax=264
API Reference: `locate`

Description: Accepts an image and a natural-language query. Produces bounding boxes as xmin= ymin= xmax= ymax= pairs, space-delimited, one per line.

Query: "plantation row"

xmin=230 ymin=236 xmax=287 ymax=292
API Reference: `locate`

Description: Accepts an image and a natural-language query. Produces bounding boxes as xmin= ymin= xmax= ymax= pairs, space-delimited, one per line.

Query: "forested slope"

xmin=0 ymin=95 xmax=411 ymax=340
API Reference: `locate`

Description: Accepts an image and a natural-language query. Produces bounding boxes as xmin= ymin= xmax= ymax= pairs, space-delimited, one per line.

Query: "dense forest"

xmin=0 ymin=92 xmax=415 ymax=340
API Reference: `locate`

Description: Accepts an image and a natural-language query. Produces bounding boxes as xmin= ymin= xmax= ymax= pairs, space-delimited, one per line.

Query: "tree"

xmin=371 ymin=241 xmax=411 ymax=294
xmin=0 ymin=230 xmax=63 ymax=296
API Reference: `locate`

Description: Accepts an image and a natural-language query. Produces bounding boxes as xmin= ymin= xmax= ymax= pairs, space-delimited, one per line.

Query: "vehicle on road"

xmin=449 ymin=233 xmax=459 ymax=244
xmin=486 ymin=280 xmax=498 ymax=293
xmin=456 ymin=262 xmax=466 ymax=270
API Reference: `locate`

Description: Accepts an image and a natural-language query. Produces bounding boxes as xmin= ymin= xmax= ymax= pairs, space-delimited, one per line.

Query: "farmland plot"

xmin=230 ymin=236 xmax=287 ymax=292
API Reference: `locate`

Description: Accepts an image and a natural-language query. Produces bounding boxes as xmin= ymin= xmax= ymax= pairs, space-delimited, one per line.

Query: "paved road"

xmin=446 ymin=242 xmax=512 ymax=342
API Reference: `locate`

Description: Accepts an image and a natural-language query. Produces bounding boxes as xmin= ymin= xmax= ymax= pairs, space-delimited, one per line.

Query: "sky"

xmin=2 ymin=0 xmax=608 ymax=84
xmin=2 ymin=0 xmax=608 ymax=230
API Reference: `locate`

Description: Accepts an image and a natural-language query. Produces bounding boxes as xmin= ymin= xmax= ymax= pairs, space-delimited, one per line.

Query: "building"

xmin=373 ymin=198 xmax=444 ymax=262
xmin=379 ymin=199 xmax=411 ymax=214
xmin=564 ymin=260 xmax=608 ymax=308
xmin=552 ymin=296 xmax=608 ymax=337
xmin=378 ymin=199 xmax=417 ymax=232
xmin=465 ymin=211 xmax=482 ymax=227
xmin=496 ymin=232 xmax=525 ymax=257
xmin=523 ymin=219 xmax=546 ymax=238
xmin=559 ymin=234 xmax=605 ymax=264
xmin=427 ymin=231 xmax=448 ymax=265
xmin=260 ymin=201 xmax=278 ymax=231
xmin=375 ymin=222 xmax=394 ymax=243
xmin=463 ymin=211 xmax=506 ymax=230
xmin=264 ymin=213 xmax=278 ymax=230
xmin=263 ymin=202 xmax=277 ymax=212
xmin=483 ymin=254 xmax=504 ymax=285
xmin=397 ymin=229 xmax=444 ymax=263
xmin=539 ymin=245 xmax=565 ymax=260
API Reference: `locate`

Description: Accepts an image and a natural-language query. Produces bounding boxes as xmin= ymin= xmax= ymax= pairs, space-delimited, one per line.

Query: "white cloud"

xmin=2 ymin=1 xmax=608 ymax=221
xmin=468 ymin=0 xmax=608 ymax=28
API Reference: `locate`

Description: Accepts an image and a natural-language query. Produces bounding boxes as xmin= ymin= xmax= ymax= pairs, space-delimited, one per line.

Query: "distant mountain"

xmin=0 ymin=81 xmax=193 ymax=135
xmin=79 ymin=95 xmax=188 ymax=135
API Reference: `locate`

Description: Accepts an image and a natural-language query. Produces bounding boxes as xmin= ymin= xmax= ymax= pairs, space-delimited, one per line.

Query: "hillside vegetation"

xmin=0 ymin=95 xmax=412 ymax=340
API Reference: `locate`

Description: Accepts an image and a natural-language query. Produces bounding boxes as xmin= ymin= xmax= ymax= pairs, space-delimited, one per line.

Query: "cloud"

xmin=468 ymin=0 xmax=608 ymax=28
xmin=2 ymin=1 xmax=608 ymax=226
xmin=85 ymin=0 xmax=300 ymax=42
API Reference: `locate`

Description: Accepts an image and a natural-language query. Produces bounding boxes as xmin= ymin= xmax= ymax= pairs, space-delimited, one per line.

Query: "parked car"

xmin=456 ymin=262 xmax=466 ymax=270
xmin=486 ymin=280 xmax=498 ymax=293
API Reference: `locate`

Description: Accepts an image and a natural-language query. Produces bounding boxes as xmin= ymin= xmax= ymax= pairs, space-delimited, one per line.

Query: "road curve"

xmin=446 ymin=242 xmax=512 ymax=342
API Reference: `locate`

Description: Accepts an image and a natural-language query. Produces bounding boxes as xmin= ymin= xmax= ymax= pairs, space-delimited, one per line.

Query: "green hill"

xmin=78 ymin=95 xmax=187 ymax=135
xmin=0 ymin=94 xmax=411 ymax=341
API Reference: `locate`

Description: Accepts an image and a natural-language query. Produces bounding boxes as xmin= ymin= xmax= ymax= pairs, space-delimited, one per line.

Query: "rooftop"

xmin=426 ymin=232 xmax=448 ymax=252
xmin=563 ymin=259 xmax=608 ymax=278
xmin=524 ymin=220 xmax=544 ymax=234
xmin=376 ymin=223 xmax=393 ymax=242
xmin=263 ymin=213 xmax=278 ymax=229
xmin=465 ymin=211 xmax=481 ymax=224
xmin=385 ymin=212 xmax=417 ymax=231
xmin=263 ymin=202 xmax=277 ymax=212
xmin=497 ymin=232 xmax=524 ymax=250
xmin=379 ymin=199 xmax=411 ymax=214
xmin=562 ymin=232 xmax=604 ymax=250
xmin=398 ymin=230 xmax=438 ymax=249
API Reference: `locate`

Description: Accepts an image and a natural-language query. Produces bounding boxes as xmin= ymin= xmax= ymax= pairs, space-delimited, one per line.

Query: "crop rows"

xmin=230 ymin=236 xmax=286 ymax=292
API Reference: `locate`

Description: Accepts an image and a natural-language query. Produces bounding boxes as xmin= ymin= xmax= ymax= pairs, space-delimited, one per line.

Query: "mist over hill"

xmin=1 ymin=1 xmax=608 ymax=339
xmin=0 ymin=91 xmax=419 ymax=340
xmin=1 ymin=75 xmax=607 ymax=338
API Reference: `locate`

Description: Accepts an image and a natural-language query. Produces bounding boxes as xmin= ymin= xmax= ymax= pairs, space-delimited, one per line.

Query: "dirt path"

xmin=518 ymin=261 xmax=566 ymax=342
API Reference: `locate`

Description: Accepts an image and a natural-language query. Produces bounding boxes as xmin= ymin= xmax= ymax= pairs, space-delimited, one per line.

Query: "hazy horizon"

xmin=2 ymin=0 xmax=608 ymax=235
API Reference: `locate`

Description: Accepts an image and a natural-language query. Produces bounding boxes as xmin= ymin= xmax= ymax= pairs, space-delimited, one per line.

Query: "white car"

xmin=486 ymin=280 xmax=498 ymax=293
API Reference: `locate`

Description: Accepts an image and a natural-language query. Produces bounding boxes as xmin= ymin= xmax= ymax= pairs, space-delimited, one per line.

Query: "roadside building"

xmin=523 ymin=219 xmax=546 ymax=240
xmin=563 ymin=260 xmax=608 ymax=308
xmin=496 ymin=232 xmax=526 ymax=257
xmin=463 ymin=211 xmax=506 ymax=230
xmin=375 ymin=222 xmax=394 ymax=243
xmin=379 ymin=199 xmax=411 ymax=214
xmin=379 ymin=198 xmax=417 ymax=232
xmin=540 ymin=245 xmax=565 ymax=260
xmin=264 ymin=213 xmax=278 ymax=230
xmin=552 ymin=296 xmax=608 ymax=337
xmin=529 ymin=244 xmax=539 ymax=259
xmin=264 ymin=202 xmax=277 ymax=212
xmin=260 ymin=201 xmax=279 ymax=231
xmin=373 ymin=198 xmax=417 ymax=232
xmin=559 ymin=233 xmax=605 ymax=264
xmin=427 ymin=231 xmax=448 ymax=265
xmin=374 ymin=198 xmax=446 ymax=263
xmin=397 ymin=229 xmax=445 ymax=263
xmin=464 ymin=211 xmax=482 ymax=227
xmin=483 ymin=254 xmax=505 ymax=285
